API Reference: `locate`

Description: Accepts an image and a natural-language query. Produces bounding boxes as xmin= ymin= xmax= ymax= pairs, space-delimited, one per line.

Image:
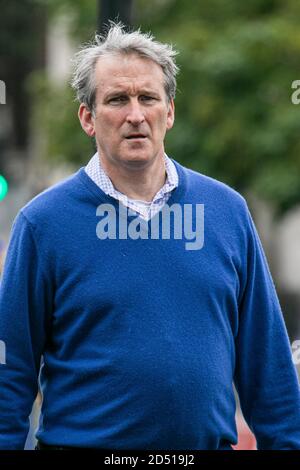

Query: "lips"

xmin=125 ymin=134 xmax=147 ymax=139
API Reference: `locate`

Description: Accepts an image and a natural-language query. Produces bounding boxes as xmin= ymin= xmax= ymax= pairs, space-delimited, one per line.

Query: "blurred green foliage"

xmin=29 ymin=73 xmax=96 ymax=164
xmin=29 ymin=0 xmax=300 ymax=214
xmin=39 ymin=0 xmax=97 ymax=40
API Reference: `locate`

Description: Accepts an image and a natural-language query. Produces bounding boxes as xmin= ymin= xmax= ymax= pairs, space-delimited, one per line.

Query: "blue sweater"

xmin=0 ymin=160 xmax=299 ymax=450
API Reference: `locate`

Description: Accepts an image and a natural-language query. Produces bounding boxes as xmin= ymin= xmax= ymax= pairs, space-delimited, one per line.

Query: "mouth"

xmin=125 ymin=134 xmax=147 ymax=140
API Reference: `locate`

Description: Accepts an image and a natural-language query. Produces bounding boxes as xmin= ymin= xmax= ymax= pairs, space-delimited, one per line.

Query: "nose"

xmin=125 ymin=99 xmax=145 ymax=126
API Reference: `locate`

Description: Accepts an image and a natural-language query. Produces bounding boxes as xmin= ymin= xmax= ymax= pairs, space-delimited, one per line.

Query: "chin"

xmin=122 ymin=153 xmax=153 ymax=165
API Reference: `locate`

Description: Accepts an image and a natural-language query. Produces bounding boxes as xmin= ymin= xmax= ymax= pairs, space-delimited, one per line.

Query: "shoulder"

xmin=20 ymin=168 xmax=84 ymax=226
xmin=173 ymin=159 xmax=248 ymax=213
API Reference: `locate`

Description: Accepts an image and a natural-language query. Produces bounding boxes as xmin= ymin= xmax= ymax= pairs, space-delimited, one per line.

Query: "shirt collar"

xmin=85 ymin=152 xmax=178 ymax=203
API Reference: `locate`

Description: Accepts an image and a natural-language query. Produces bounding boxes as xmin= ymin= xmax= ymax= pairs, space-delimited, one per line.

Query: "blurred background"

xmin=0 ymin=0 xmax=300 ymax=451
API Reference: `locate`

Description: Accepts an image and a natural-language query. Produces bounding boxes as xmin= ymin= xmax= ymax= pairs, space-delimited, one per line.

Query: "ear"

xmin=78 ymin=103 xmax=96 ymax=137
xmin=166 ymin=99 xmax=175 ymax=131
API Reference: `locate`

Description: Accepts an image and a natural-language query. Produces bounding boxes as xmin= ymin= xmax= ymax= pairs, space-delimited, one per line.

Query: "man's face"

xmin=79 ymin=54 xmax=175 ymax=170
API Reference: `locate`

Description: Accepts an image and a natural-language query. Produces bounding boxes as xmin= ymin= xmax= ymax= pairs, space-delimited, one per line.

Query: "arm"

xmin=0 ymin=212 xmax=52 ymax=449
xmin=234 ymin=207 xmax=300 ymax=449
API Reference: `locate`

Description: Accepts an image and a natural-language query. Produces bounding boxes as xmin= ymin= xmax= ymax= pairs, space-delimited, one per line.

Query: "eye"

xmin=109 ymin=96 xmax=128 ymax=104
xmin=140 ymin=95 xmax=156 ymax=102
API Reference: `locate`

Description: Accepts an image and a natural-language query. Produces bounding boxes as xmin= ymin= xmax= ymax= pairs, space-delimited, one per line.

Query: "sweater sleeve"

xmin=0 ymin=211 xmax=52 ymax=449
xmin=234 ymin=206 xmax=300 ymax=449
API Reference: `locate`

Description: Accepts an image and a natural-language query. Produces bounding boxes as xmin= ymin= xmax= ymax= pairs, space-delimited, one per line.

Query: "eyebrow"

xmin=104 ymin=89 xmax=161 ymax=100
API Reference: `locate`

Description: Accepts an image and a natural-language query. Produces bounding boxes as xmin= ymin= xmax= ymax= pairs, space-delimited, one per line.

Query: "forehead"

xmin=94 ymin=54 xmax=165 ymax=94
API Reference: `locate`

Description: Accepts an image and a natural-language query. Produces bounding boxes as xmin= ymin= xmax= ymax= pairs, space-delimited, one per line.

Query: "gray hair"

xmin=70 ymin=23 xmax=179 ymax=113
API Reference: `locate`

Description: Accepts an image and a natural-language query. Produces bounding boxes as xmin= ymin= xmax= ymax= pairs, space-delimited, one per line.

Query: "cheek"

xmin=96 ymin=112 xmax=123 ymax=131
xmin=150 ymin=109 xmax=167 ymax=126
xmin=97 ymin=118 xmax=113 ymax=133
xmin=155 ymin=113 xmax=169 ymax=134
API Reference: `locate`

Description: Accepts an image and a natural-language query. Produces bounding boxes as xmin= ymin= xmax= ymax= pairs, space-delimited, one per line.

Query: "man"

xmin=0 ymin=23 xmax=299 ymax=451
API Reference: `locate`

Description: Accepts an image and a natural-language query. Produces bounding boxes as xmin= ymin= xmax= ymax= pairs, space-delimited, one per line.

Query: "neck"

xmin=99 ymin=153 xmax=167 ymax=202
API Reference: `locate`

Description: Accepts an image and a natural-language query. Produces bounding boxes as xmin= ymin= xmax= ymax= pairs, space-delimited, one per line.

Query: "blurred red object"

xmin=233 ymin=413 xmax=257 ymax=450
